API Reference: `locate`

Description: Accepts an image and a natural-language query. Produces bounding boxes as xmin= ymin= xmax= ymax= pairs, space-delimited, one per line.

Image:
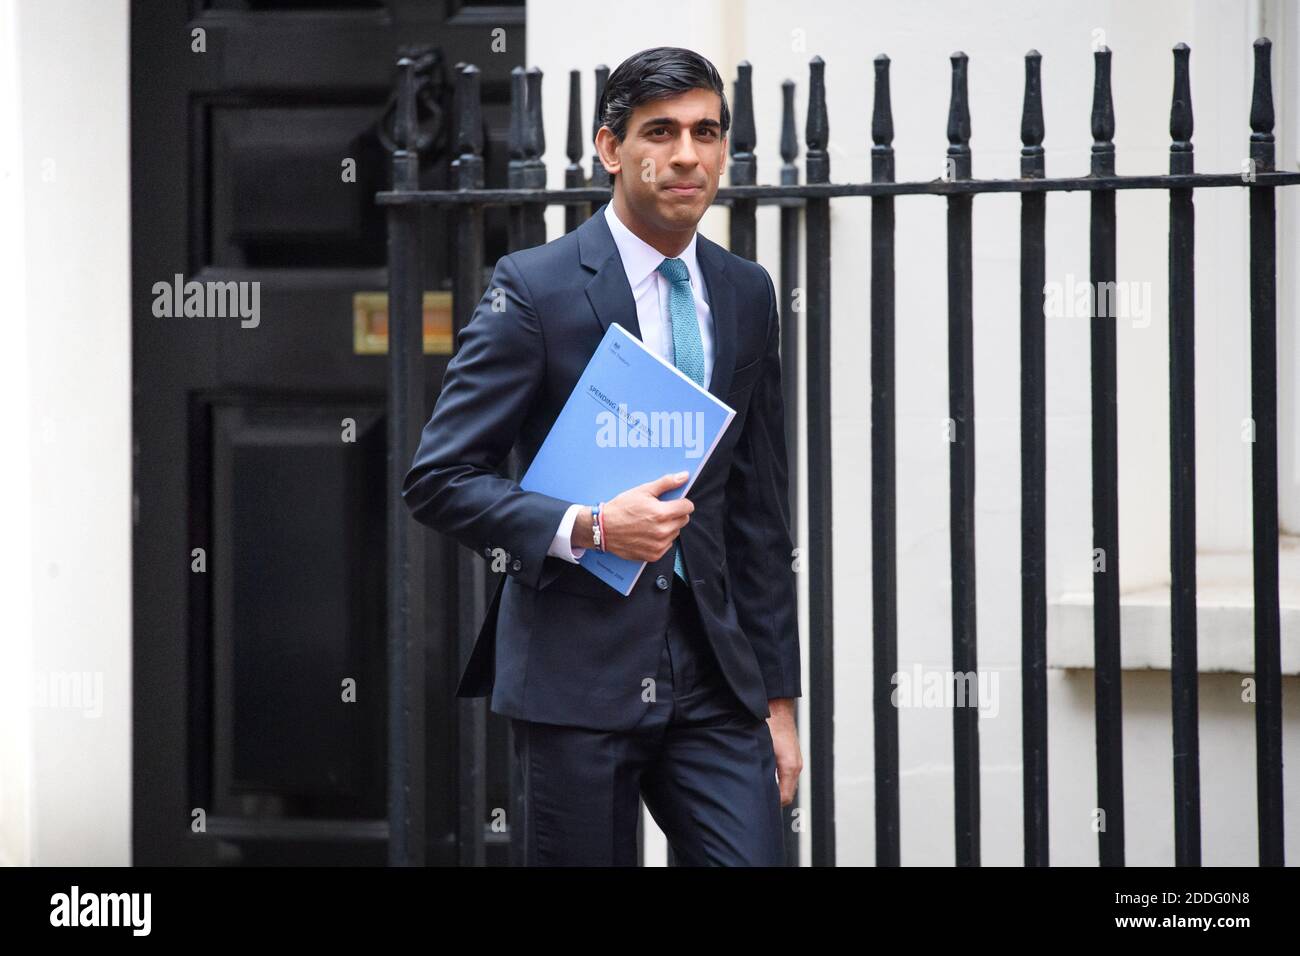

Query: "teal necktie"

xmin=656 ymin=256 xmax=704 ymax=585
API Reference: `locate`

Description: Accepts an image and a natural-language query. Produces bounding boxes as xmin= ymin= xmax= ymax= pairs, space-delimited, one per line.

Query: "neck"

xmin=611 ymin=191 xmax=694 ymax=258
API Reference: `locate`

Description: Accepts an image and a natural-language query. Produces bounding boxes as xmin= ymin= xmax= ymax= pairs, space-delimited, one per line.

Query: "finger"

xmin=780 ymin=771 xmax=795 ymax=807
xmin=642 ymin=470 xmax=690 ymax=497
xmin=662 ymin=497 xmax=694 ymax=518
xmin=664 ymin=508 xmax=691 ymax=529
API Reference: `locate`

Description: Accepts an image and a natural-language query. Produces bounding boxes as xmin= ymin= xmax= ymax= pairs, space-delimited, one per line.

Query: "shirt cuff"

xmin=547 ymin=503 xmax=588 ymax=563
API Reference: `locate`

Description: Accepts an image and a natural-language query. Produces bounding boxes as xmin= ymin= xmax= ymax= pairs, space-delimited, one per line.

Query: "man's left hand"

xmin=766 ymin=698 xmax=802 ymax=808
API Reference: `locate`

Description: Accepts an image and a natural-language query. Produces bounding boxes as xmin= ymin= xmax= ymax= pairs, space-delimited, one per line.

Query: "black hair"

xmin=597 ymin=46 xmax=730 ymax=145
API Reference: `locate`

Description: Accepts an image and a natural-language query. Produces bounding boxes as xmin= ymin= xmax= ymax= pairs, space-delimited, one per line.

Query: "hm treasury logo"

xmin=49 ymin=885 xmax=151 ymax=936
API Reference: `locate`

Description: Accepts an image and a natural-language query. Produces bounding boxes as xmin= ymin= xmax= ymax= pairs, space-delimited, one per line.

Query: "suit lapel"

xmin=579 ymin=201 xmax=738 ymax=403
xmin=695 ymin=233 xmax=737 ymax=402
xmin=580 ymin=202 xmax=642 ymax=343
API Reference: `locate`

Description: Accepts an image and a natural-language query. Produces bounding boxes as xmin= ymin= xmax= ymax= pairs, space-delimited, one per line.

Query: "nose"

xmin=670 ymin=128 xmax=701 ymax=168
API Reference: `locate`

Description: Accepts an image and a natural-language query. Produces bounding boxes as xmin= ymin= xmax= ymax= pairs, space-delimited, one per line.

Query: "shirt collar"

xmin=603 ymin=200 xmax=703 ymax=292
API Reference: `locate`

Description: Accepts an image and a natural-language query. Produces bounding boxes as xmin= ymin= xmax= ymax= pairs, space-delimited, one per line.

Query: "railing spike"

xmin=592 ymin=63 xmax=609 ymax=138
xmin=566 ymin=69 xmax=583 ymax=166
xmin=1170 ymin=43 xmax=1193 ymax=173
xmin=1090 ymin=46 xmax=1115 ymax=176
xmin=780 ymin=78 xmax=798 ymax=169
xmin=564 ymin=68 xmax=587 ymax=227
xmin=947 ymin=52 xmax=971 ymax=180
xmin=1021 ymin=50 xmax=1044 ymax=178
xmin=806 ymin=55 xmax=829 ymax=183
xmin=508 ymin=65 xmax=527 ymax=164
xmin=591 ymin=64 xmax=611 ymax=188
xmin=519 ymin=66 xmax=545 ymax=197
xmin=395 ymin=56 xmax=417 ymax=153
xmin=872 ymin=54 xmax=894 ymax=184
xmin=452 ymin=63 xmax=483 ymax=190
xmin=731 ymin=61 xmax=756 ymax=186
xmin=526 ymin=66 xmax=545 ymax=163
xmin=1020 ymin=51 xmax=1044 ymax=143
xmin=872 ymin=54 xmax=894 ymax=148
xmin=732 ymin=61 xmax=756 ymax=152
xmin=1251 ymin=37 xmax=1275 ymax=171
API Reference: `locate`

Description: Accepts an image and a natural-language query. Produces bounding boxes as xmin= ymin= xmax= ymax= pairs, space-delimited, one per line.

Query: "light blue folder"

xmin=520 ymin=322 xmax=736 ymax=596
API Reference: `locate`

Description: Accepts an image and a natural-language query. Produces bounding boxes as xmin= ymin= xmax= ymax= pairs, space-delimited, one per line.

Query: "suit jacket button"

xmin=655 ymin=574 xmax=669 ymax=590
xmin=512 ymin=559 xmax=522 ymax=571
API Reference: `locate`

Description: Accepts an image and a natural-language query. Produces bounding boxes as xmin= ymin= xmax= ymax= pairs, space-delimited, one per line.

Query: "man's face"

xmin=597 ymin=87 xmax=727 ymax=236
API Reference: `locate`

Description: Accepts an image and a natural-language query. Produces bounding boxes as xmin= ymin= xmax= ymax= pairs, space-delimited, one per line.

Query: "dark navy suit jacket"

xmin=401 ymin=201 xmax=800 ymax=731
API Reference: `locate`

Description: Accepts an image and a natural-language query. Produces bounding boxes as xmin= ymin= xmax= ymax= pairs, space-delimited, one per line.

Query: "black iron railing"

xmin=378 ymin=40 xmax=1290 ymax=867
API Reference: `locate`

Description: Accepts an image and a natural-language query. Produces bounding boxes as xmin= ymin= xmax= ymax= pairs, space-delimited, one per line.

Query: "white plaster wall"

xmin=0 ymin=0 xmax=132 ymax=866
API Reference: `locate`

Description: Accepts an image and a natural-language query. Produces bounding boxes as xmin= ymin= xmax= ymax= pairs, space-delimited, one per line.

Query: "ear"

xmin=594 ymin=125 xmax=621 ymax=177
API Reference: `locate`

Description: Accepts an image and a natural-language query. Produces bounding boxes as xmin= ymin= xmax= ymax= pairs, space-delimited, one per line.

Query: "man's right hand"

xmin=573 ymin=472 xmax=694 ymax=562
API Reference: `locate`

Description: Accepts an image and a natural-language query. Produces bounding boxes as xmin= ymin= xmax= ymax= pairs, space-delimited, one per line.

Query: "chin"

xmin=659 ymin=198 xmax=704 ymax=221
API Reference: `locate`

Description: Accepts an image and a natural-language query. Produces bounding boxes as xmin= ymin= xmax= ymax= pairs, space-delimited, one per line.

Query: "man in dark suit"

xmin=402 ymin=46 xmax=801 ymax=865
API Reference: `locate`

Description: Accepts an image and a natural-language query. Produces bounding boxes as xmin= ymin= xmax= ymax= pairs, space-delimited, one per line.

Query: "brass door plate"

xmin=353 ymin=291 xmax=453 ymax=354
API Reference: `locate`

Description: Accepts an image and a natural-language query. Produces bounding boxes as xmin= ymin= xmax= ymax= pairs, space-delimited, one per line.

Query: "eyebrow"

xmin=638 ymin=117 xmax=723 ymax=132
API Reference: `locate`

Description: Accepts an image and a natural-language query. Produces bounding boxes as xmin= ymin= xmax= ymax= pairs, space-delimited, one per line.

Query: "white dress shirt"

xmin=546 ymin=201 xmax=717 ymax=563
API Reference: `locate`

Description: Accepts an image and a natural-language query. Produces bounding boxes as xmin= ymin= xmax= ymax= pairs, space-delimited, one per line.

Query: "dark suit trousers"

xmin=510 ymin=581 xmax=785 ymax=866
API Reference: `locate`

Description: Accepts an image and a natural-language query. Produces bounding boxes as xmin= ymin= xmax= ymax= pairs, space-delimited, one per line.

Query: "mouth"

xmin=664 ymin=183 xmax=703 ymax=195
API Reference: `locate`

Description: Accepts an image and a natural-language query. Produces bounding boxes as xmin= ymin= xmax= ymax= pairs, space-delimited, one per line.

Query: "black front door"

xmin=131 ymin=0 xmax=524 ymax=865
